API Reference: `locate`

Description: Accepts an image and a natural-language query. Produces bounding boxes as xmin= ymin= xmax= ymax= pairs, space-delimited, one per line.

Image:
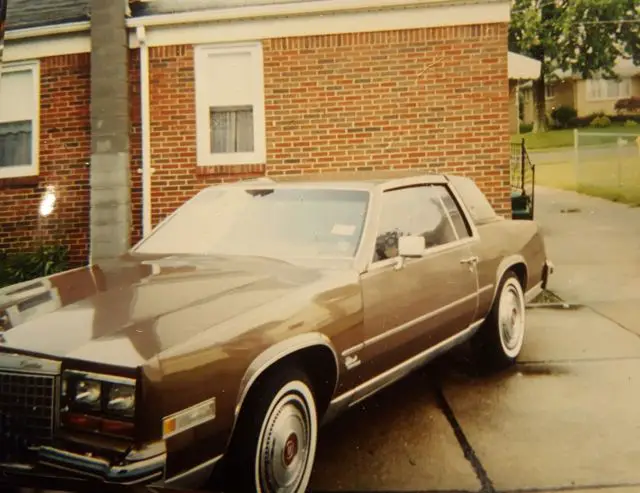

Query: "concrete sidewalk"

xmin=535 ymin=186 xmax=640 ymax=336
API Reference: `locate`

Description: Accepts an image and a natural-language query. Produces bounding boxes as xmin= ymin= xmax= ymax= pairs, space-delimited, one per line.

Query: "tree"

xmin=509 ymin=0 xmax=640 ymax=132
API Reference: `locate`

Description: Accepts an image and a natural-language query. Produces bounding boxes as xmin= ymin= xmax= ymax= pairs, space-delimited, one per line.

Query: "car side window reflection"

xmin=373 ymin=185 xmax=459 ymax=263
xmin=432 ymin=185 xmax=472 ymax=239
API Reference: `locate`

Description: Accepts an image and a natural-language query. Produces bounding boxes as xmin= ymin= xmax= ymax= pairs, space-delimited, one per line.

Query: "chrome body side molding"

xmin=322 ymin=317 xmax=484 ymax=425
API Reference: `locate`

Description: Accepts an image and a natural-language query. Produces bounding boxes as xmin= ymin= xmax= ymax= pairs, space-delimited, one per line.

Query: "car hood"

xmin=0 ymin=254 xmax=349 ymax=368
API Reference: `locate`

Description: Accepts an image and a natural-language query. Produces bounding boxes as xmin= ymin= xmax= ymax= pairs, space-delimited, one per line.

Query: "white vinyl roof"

xmin=508 ymin=51 xmax=542 ymax=80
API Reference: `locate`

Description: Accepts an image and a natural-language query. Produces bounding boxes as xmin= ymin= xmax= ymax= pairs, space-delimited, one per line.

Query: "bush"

xmin=0 ymin=244 xmax=70 ymax=289
xmin=570 ymin=113 xmax=640 ymax=127
xmin=615 ymin=96 xmax=640 ymax=113
xmin=624 ymin=119 xmax=639 ymax=128
xmin=589 ymin=115 xmax=612 ymax=128
xmin=551 ymin=105 xmax=578 ymax=129
xmin=519 ymin=122 xmax=534 ymax=133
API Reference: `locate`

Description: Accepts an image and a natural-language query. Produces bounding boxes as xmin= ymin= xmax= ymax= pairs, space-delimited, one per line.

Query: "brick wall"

xmin=148 ymin=23 xmax=511 ymax=222
xmin=1 ymin=22 xmax=510 ymax=267
xmin=0 ymin=53 xmax=91 ymax=267
xmin=129 ymin=49 xmax=143 ymax=245
xmin=0 ymin=50 xmax=144 ymax=266
xmin=147 ymin=45 xmax=264 ymax=226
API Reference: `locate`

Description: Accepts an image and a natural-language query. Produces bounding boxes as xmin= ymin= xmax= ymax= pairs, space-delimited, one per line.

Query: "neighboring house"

xmin=0 ymin=0 xmax=513 ymax=267
xmin=520 ymin=58 xmax=640 ymax=121
xmin=507 ymin=51 xmax=541 ymax=133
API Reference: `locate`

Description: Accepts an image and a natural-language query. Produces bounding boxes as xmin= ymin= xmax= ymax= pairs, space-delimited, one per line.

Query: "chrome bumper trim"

xmin=546 ymin=260 xmax=555 ymax=275
xmin=5 ymin=446 xmax=168 ymax=485
xmin=542 ymin=259 xmax=554 ymax=289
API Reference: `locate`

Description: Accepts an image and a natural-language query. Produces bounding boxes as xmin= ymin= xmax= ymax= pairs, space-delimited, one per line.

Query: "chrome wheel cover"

xmin=498 ymin=278 xmax=525 ymax=358
xmin=255 ymin=382 xmax=317 ymax=493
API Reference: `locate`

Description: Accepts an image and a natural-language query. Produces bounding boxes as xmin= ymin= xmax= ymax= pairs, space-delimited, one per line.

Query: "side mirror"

xmin=398 ymin=235 xmax=425 ymax=258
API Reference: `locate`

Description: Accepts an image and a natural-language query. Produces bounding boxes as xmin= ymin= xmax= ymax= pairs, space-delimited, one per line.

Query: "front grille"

xmin=0 ymin=370 xmax=57 ymax=462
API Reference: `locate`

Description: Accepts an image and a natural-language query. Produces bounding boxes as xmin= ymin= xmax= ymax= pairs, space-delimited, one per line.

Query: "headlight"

xmin=62 ymin=371 xmax=136 ymax=419
xmin=75 ymin=380 xmax=102 ymax=409
xmin=107 ymin=384 xmax=136 ymax=417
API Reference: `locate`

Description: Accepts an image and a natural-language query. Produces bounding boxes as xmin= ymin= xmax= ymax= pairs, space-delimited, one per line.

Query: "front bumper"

xmin=0 ymin=446 xmax=166 ymax=487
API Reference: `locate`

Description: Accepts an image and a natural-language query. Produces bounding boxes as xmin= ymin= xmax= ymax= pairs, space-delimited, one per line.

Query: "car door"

xmin=353 ymin=183 xmax=480 ymax=388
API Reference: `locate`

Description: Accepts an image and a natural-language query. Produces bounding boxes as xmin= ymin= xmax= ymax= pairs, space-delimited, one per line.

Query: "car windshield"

xmin=133 ymin=186 xmax=370 ymax=259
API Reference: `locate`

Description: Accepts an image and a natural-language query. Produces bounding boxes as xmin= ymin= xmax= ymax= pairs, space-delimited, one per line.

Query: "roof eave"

xmin=508 ymin=51 xmax=542 ymax=80
xmin=6 ymin=0 xmax=509 ymax=40
xmin=127 ymin=0 xmax=508 ymax=29
xmin=5 ymin=20 xmax=90 ymax=40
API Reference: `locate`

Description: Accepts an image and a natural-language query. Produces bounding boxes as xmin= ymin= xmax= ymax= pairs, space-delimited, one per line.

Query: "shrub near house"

xmin=615 ymin=96 xmax=640 ymax=114
xmin=551 ymin=105 xmax=577 ymax=129
xmin=0 ymin=245 xmax=69 ymax=288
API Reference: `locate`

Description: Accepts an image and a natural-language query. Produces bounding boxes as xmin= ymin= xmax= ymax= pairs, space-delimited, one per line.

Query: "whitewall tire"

xmin=497 ymin=276 xmax=526 ymax=359
xmin=471 ymin=271 xmax=526 ymax=370
xmin=224 ymin=368 xmax=318 ymax=493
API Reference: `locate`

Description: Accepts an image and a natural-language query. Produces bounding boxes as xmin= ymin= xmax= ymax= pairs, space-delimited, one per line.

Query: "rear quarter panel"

xmin=474 ymin=219 xmax=548 ymax=317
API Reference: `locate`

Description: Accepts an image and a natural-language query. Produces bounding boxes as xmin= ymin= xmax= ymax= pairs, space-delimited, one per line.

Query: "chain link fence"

xmin=573 ymin=129 xmax=640 ymax=203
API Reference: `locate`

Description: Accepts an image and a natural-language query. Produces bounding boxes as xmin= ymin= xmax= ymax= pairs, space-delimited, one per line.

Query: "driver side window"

xmin=373 ymin=185 xmax=458 ymax=262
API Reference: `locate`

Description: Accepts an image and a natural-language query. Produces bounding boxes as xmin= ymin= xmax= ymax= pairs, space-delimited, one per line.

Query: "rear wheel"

xmin=223 ymin=367 xmax=318 ymax=493
xmin=471 ymin=271 xmax=526 ymax=370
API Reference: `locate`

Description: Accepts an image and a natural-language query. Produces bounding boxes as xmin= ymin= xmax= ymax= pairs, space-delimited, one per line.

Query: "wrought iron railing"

xmin=510 ymin=138 xmax=536 ymax=219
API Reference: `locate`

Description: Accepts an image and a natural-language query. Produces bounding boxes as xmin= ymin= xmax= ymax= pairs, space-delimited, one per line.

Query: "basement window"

xmin=195 ymin=42 xmax=266 ymax=166
xmin=0 ymin=61 xmax=40 ymax=179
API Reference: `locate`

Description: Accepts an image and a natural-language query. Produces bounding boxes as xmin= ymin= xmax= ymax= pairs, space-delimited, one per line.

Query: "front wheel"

xmin=223 ymin=368 xmax=318 ymax=493
xmin=471 ymin=271 xmax=526 ymax=370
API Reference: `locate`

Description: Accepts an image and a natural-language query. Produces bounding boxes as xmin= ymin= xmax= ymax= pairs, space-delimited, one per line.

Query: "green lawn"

xmin=535 ymin=155 xmax=640 ymax=206
xmin=512 ymin=125 xmax=640 ymax=150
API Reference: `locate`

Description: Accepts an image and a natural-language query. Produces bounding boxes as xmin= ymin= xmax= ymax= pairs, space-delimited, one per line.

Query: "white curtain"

xmin=0 ymin=120 xmax=32 ymax=168
xmin=210 ymin=107 xmax=254 ymax=153
xmin=236 ymin=108 xmax=254 ymax=152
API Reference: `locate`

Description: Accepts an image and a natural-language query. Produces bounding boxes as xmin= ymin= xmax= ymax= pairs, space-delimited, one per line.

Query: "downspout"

xmin=136 ymin=25 xmax=152 ymax=237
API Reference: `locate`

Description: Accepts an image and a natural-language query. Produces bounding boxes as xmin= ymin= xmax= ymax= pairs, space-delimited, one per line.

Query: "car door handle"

xmin=460 ymin=256 xmax=479 ymax=265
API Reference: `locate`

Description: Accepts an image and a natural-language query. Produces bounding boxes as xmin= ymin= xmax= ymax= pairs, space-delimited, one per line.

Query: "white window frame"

xmin=194 ymin=42 xmax=266 ymax=167
xmin=586 ymin=77 xmax=632 ymax=102
xmin=0 ymin=60 xmax=40 ymax=179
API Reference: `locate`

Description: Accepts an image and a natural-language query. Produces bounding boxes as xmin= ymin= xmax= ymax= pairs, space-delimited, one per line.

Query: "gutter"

xmin=136 ymin=26 xmax=153 ymax=237
xmin=6 ymin=0 xmax=508 ymax=40
xmin=5 ymin=21 xmax=90 ymax=40
xmin=127 ymin=0 xmax=507 ymax=28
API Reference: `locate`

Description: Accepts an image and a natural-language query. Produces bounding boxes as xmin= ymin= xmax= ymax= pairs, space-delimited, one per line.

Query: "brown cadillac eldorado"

xmin=0 ymin=171 xmax=553 ymax=492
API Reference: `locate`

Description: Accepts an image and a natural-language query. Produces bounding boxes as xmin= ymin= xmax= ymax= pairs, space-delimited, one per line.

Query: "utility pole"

xmin=89 ymin=0 xmax=131 ymax=265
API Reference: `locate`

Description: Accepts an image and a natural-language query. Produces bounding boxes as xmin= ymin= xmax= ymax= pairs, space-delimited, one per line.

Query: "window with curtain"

xmin=0 ymin=120 xmax=32 ymax=168
xmin=195 ymin=42 xmax=266 ymax=166
xmin=0 ymin=62 xmax=39 ymax=177
xmin=210 ymin=105 xmax=254 ymax=153
xmin=587 ymin=77 xmax=632 ymax=101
